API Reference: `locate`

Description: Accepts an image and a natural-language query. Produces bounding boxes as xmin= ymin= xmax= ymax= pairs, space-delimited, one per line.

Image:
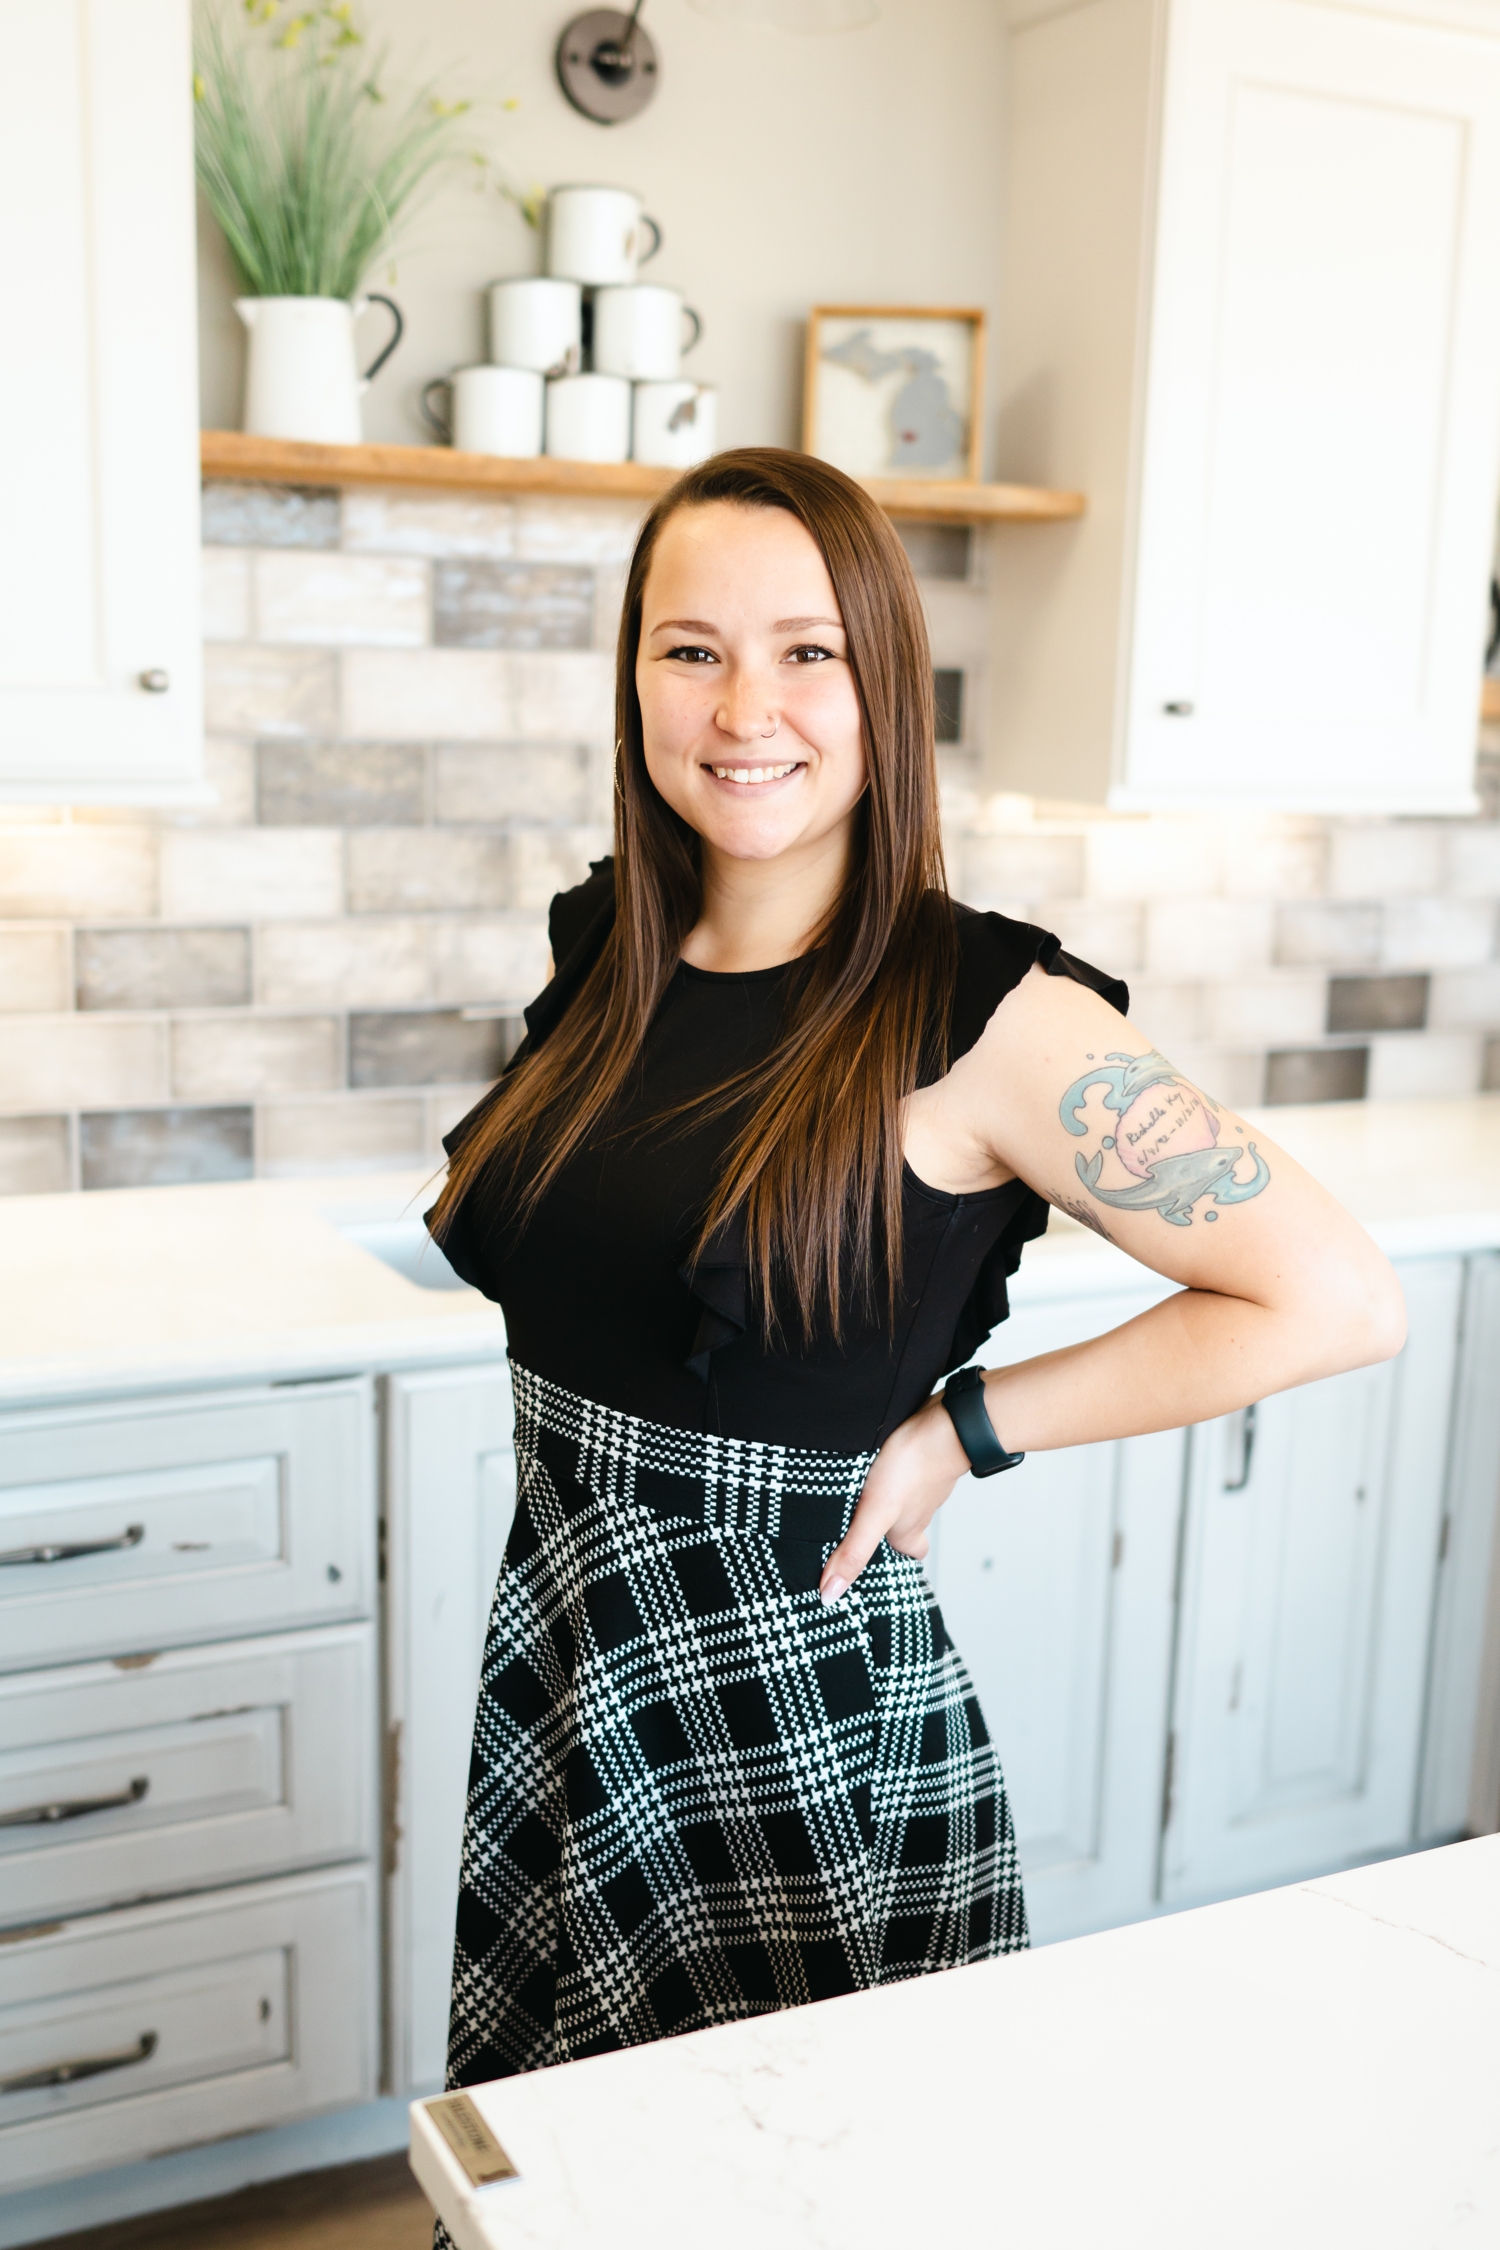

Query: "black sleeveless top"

xmin=433 ymin=862 xmax=1127 ymax=1454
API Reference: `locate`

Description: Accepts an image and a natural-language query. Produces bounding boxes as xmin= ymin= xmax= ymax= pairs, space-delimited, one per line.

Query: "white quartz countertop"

xmin=0 ymin=1168 xmax=504 ymax=1404
xmin=410 ymin=1834 xmax=1500 ymax=2250
xmin=2 ymin=1096 xmax=1499 ymax=1403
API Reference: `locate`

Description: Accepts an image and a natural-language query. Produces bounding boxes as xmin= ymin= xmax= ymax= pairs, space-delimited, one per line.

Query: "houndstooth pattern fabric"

xmin=442 ymin=1362 xmax=1028 ymax=2098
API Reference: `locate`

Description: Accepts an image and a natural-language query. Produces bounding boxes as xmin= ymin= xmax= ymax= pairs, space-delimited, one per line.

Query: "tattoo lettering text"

xmin=1059 ymin=1050 xmax=1270 ymax=1228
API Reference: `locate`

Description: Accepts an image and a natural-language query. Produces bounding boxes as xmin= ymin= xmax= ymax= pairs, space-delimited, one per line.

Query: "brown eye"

xmin=666 ymin=645 xmax=716 ymax=664
xmin=786 ymin=644 xmax=834 ymax=664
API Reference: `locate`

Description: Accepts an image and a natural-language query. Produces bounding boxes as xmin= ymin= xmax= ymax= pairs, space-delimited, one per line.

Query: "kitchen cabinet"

xmin=0 ymin=1868 xmax=377 ymax=2197
xmin=384 ymin=1366 xmax=516 ymax=2097
xmin=0 ymin=1626 xmax=377 ymax=1927
xmin=1162 ymin=1258 xmax=1463 ymax=1904
xmin=928 ymin=1248 xmax=1500 ymax=1939
xmin=991 ymin=0 xmax=1500 ymax=811
xmin=0 ymin=1375 xmax=380 ymax=2206
xmin=0 ymin=0 xmax=203 ymax=802
xmin=929 ymin=1283 xmax=1186 ymax=1943
xmin=5 ymin=1181 xmax=1500 ymax=2227
xmin=0 ymin=1380 xmax=376 ymax=1673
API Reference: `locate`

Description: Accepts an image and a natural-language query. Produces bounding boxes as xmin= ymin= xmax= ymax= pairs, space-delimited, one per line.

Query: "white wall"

xmin=197 ymin=0 xmax=1009 ymax=455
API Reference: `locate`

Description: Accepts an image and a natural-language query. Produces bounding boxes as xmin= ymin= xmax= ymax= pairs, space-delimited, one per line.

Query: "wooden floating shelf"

xmin=200 ymin=431 xmax=1085 ymax=526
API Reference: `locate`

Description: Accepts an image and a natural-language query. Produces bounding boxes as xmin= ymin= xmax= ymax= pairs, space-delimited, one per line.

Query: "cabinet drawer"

xmin=0 ymin=1626 xmax=376 ymax=1928
xmin=0 ymin=1865 xmax=377 ymax=2191
xmin=0 ymin=1381 xmax=374 ymax=1671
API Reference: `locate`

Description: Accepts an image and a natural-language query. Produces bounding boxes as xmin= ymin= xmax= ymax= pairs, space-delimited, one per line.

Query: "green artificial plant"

xmin=193 ymin=0 xmax=477 ymax=300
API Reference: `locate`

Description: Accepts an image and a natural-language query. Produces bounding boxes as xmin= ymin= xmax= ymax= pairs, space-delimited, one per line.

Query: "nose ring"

xmin=761 ymin=721 xmax=778 ymax=738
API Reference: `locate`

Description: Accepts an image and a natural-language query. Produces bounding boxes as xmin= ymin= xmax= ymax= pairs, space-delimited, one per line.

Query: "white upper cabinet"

xmin=0 ymin=0 xmax=202 ymax=801
xmin=993 ymin=0 xmax=1500 ymax=812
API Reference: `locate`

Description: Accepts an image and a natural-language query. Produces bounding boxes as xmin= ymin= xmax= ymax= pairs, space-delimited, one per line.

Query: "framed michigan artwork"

xmin=802 ymin=305 xmax=985 ymax=483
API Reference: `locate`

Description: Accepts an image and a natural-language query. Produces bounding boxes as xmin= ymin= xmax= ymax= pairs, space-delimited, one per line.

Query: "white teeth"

xmin=711 ymin=762 xmax=798 ymax=784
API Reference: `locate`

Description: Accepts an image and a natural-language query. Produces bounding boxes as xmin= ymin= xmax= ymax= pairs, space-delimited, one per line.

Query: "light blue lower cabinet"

xmin=927 ymin=1253 xmax=1500 ymax=1943
xmin=4 ymin=1248 xmax=1498 ymax=2213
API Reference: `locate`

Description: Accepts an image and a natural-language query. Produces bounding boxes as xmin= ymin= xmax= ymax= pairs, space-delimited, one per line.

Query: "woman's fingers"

xmin=819 ymin=1493 xmax=895 ymax=1604
xmin=818 ymin=1400 xmax=961 ymax=1603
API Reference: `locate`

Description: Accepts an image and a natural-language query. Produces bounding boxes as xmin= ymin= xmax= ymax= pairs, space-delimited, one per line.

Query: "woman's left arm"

xmin=819 ymin=966 xmax=1408 ymax=1604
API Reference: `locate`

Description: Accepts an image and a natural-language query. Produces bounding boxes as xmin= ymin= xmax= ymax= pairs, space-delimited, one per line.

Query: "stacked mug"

xmin=423 ymin=185 xmax=715 ymax=468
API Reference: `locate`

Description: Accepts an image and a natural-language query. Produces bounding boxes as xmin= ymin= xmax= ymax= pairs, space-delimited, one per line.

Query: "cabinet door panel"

xmin=0 ymin=1626 xmax=376 ymax=1926
xmin=0 ymin=1867 xmax=376 ymax=2192
xmin=1123 ymin=0 xmax=1500 ymax=811
xmin=1418 ymin=1252 xmax=1500 ymax=1841
xmin=384 ymin=1362 xmax=514 ymax=2095
xmin=929 ymin=1281 xmax=1183 ymax=1941
xmin=936 ymin=1439 xmax=1118 ymax=1873
xmin=1165 ymin=1258 xmax=1462 ymax=1902
xmin=0 ymin=0 xmax=201 ymax=797
xmin=0 ymin=1381 xmax=375 ymax=1671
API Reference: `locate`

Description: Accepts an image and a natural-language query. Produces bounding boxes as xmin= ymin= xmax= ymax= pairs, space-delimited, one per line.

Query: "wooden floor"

xmin=46 ymin=2155 xmax=433 ymax=2250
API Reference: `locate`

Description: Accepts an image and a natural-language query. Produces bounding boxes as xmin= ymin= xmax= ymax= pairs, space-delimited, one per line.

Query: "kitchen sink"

xmin=332 ymin=1214 xmax=471 ymax=1292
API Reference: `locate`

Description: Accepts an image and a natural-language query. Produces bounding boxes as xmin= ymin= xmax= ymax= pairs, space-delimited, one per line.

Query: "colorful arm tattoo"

xmin=1058 ymin=1050 xmax=1270 ymax=1229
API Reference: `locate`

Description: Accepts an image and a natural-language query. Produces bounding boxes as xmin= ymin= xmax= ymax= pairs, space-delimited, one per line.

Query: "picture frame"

xmin=802 ymin=305 xmax=985 ymax=484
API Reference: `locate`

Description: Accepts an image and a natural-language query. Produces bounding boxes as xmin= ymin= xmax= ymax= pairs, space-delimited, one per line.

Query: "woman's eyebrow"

xmin=774 ymin=615 xmax=843 ymax=632
xmin=649 ymin=617 xmax=720 ymax=635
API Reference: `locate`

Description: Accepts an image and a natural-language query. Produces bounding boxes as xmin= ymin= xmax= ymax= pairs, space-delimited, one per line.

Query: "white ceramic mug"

xmin=632 ymin=382 xmax=718 ymax=468
xmin=545 ymin=372 xmax=632 ymax=463
xmin=236 ymin=293 xmax=403 ymax=443
xmin=422 ymin=365 xmax=544 ymax=457
xmin=487 ymin=277 xmax=583 ymax=377
xmin=546 ymin=185 xmax=662 ymax=286
xmin=592 ymin=285 xmax=703 ymax=382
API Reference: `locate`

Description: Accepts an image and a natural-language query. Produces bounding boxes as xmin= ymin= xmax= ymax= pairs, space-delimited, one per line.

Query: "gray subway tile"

xmin=1326 ymin=973 xmax=1429 ymax=1035
xmin=1264 ymin=1046 xmax=1369 ymax=1106
xmin=933 ymin=669 xmax=964 ymax=745
xmin=433 ymin=744 xmax=588 ymax=825
xmin=76 ymin=927 xmax=251 ymax=1011
xmin=348 ymin=1009 xmax=513 ymax=1088
xmin=201 ymin=481 xmax=340 ymax=548
xmin=80 ymin=1105 xmax=254 ymax=1189
xmin=257 ymin=741 xmax=427 ymax=827
xmin=0 ymin=1115 xmax=71 ymax=1195
xmin=1273 ymin=901 xmax=1382 ymax=970
xmin=897 ymin=523 xmax=972 ymax=580
xmin=203 ymin=645 xmax=339 ymax=738
xmin=433 ymin=560 xmax=595 ymax=652
xmin=347 ymin=831 xmax=510 ymax=914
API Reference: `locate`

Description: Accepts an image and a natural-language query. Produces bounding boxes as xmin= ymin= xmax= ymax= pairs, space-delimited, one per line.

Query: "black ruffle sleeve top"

xmin=431 ymin=860 xmax=1127 ymax=1454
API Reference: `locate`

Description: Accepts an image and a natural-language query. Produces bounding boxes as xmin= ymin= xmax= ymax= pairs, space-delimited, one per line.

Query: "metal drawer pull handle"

xmin=1225 ymin=1401 xmax=1257 ymax=1492
xmin=0 ymin=1525 xmax=145 ymax=1567
xmin=2 ymin=2030 xmax=158 ymax=2094
xmin=0 ymin=1776 xmax=149 ymax=1829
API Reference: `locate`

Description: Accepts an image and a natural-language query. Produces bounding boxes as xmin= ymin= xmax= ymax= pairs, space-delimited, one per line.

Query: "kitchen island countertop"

xmin=0 ymin=1096 xmax=1497 ymax=1403
xmin=411 ymin=1832 xmax=1500 ymax=2250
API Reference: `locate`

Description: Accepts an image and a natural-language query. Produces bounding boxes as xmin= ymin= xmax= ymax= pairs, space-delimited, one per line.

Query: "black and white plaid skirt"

xmin=443 ymin=1361 xmax=1028 ymax=2090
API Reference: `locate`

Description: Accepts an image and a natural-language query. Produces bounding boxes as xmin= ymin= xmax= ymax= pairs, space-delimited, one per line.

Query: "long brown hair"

xmin=430 ymin=447 xmax=955 ymax=1339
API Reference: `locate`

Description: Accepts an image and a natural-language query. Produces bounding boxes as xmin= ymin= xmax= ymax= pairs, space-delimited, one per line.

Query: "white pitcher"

xmin=236 ymin=294 xmax=404 ymax=444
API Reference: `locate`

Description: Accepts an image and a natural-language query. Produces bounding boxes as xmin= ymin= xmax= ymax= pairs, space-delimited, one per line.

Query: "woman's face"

xmin=635 ymin=501 xmax=868 ymax=865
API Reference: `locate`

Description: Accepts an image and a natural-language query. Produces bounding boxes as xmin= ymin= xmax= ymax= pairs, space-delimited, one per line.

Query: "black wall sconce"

xmin=556 ymin=4 xmax=660 ymax=125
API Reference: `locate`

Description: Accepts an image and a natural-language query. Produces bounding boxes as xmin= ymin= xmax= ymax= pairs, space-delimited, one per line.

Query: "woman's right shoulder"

xmin=548 ymin=856 xmax=616 ymax=967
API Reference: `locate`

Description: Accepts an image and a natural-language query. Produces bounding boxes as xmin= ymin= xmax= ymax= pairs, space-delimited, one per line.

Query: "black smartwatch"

xmin=942 ymin=1366 xmax=1025 ymax=1479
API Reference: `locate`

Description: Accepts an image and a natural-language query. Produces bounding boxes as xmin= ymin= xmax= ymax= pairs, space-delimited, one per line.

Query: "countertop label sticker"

xmin=425 ymin=2092 xmax=519 ymax=2185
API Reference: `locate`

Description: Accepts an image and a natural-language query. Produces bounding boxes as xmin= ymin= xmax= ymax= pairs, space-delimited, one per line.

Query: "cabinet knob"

xmin=1162 ymin=699 xmax=1194 ymax=716
xmin=138 ymin=668 xmax=170 ymax=694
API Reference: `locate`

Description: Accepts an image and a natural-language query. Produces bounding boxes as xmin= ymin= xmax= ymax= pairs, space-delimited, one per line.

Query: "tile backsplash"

xmin=0 ymin=481 xmax=1496 ymax=1198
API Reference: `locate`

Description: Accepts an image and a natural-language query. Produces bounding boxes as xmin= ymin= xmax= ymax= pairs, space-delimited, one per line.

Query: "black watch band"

xmin=942 ymin=1366 xmax=1025 ymax=1479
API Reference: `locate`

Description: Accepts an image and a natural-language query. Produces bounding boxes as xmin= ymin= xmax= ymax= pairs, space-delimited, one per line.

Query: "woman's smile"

xmin=705 ymin=758 xmax=806 ymax=786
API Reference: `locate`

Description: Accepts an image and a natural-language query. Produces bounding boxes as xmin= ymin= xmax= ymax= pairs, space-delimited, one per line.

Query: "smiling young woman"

xmin=425 ymin=449 xmax=1405 ymax=2112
